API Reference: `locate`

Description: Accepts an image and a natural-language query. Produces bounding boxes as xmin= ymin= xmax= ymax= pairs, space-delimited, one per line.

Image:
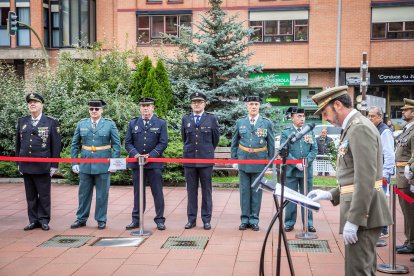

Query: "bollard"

xmin=131 ymin=155 xmax=152 ymax=236
xmin=296 ymin=158 xmax=317 ymax=240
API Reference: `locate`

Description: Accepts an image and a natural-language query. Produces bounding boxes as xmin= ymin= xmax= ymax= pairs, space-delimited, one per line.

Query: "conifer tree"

xmin=130 ymin=56 xmax=153 ymax=102
xmin=142 ymin=67 xmax=166 ymax=117
xmin=154 ymin=59 xmax=173 ymax=109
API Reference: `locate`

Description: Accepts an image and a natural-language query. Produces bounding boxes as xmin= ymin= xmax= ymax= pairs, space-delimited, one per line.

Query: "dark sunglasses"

xmin=89 ymin=107 xmax=101 ymax=111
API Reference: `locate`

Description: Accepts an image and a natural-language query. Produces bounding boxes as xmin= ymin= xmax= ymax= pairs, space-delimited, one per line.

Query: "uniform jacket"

xmin=395 ymin=123 xmax=414 ymax=188
xmin=16 ymin=114 xmax=61 ymax=174
xmin=329 ymin=112 xmax=392 ymax=233
xmin=125 ymin=115 xmax=168 ymax=169
xmin=71 ymin=117 xmax=121 ymax=174
xmin=231 ymin=116 xmax=275 ymax=173
xmin=181 ymin=112 xmax=220 ymax=167
xmin=280 ymin=125 xmax=317 ymax=178
xmin=316 ymin=136 xmax=333 ymax=155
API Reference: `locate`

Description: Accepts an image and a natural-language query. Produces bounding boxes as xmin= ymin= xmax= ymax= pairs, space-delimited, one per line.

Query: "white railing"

xmin=313 ymin=155 xmax=336 ymax=176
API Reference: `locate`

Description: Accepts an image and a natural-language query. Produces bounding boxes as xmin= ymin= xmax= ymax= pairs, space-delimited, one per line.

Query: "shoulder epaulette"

xmin=103 ymin=117 xmax=114 ymax=122
xmin=80 ymin=118 xmax=89 ymax=122
xmin=45 ymin=114 xmax=58 ymax=121
xmin=19 ymin=115 xmax=30 ymax=120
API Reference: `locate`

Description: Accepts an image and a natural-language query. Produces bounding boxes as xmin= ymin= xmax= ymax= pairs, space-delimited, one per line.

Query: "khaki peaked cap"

xmin=311 ymin=86 xmax=349 ymax=115
xmin=401 ymin=98 xmax=414 ymax=110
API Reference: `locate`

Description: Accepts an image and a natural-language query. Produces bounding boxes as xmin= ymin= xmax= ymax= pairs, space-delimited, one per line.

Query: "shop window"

xmin=371 ymin=6 xmax=414 ymax=40
xmin=137 ymin=14 xmax=192 ymax=45
xmin=0 ymin=6 xmax=11 ymax=46
xmin=250 ymin=19 xmax=308 ymax=43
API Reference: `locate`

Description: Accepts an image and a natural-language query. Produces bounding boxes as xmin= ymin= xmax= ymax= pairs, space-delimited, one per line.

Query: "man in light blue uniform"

xmin=70 ymin=100 xmax=121 ymax=230
xmin=281 ymin=107 xmax=317 ymax=232
xmin=231 ymin=96 xmax=275 ymax=231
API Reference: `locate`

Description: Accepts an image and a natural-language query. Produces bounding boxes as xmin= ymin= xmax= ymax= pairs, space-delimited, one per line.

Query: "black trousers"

xmin=131 ymin=168 xmax=165 ymax=224
xmin=23 ymin=173 xmax=51 ymax=224
xmin=184 ymin=166 xmax=213 ymax=223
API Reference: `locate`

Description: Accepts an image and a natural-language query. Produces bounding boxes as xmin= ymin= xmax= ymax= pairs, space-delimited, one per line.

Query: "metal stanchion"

xmin=296 ymin=158 xmax=317 ymax=240
xmin=377 ymin=185 xmax=409 ymax=274
xmin=131 ymin=155 xmax=151 ymax=236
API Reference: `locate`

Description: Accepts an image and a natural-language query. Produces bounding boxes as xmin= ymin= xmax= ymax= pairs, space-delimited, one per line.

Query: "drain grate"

xmin=39 ymin=235 xmax=93 ymax=248
xmin=92 ymin=237 xmax=146 ymax=247
xmin=287 ymin=240 xmax=331 ymax=253
xmin=162 ymin=236 xmax=209 ymax=250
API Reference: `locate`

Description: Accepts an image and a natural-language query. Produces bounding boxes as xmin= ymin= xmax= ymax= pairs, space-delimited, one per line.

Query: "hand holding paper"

xmin=307 ymin=190 xmax=332 ymax=202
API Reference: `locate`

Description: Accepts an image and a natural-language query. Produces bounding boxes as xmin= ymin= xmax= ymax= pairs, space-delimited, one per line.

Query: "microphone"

xmin=290 ymin=123 xmax=316 ymax=144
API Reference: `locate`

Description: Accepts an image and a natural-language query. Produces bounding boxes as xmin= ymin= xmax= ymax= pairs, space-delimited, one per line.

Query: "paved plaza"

xmin=0 ymin=182 xmax=413 ymax=275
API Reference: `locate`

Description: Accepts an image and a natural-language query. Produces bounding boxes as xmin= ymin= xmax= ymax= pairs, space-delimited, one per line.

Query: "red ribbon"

xmin=394 ymin=187 xmax=414 ymax=204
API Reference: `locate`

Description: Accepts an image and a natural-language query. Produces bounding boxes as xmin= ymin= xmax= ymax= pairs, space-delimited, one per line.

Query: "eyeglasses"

xmin=89 ymin=107 xmax=101 ymax=111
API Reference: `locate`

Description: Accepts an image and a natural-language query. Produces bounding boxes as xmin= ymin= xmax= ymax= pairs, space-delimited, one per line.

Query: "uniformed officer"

xmin=16 ymin=93 xmax=61 ymax=231
xmin=231 ymin=96 xmax=275 ymax=231
xmin=308 ymin=86 xmax=392 ymax=275
xmin=181 ymin=91 xmax=220 ymax=230
xmin=125 ymin=97 xmax=168 ymax=231
xmin=394 ymin=98 xmax=414 ymax=256
xmin=70 ymin=100 xmax=121 ymax=230
xmin=281 ymin=107 xmax=317 ymax=233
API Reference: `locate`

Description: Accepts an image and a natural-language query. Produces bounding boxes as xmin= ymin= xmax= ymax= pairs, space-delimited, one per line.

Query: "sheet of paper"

xmin=274 ymin=183 xmax=321 ymax=211
xmin=108 ymin=158 xmax=127 ymax=171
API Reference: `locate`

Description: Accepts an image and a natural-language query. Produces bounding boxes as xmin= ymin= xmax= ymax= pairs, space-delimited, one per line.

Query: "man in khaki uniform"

xmin=307 ymin=86 xmax=392 ymax=275
xmin=395 ymin=98 xmax=414 ymax=257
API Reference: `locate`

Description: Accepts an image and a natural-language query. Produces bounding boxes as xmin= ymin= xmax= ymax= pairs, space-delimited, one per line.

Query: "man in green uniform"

xmin=231 ymin=96 xmax=275 ymax=231
xmin=308 ymin=86 xmax=392 ymax=275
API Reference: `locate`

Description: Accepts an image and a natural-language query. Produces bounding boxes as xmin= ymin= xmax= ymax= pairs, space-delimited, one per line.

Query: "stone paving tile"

xmin=0 ymin=257 xmax=54 ymax=275
xmin=31 ymin=263 xmax=84 ymax=276
xmin=155 ymin=258 xmax=199 ymax=275
xmin=71 ymin=258 xmax=125 ymax=276
xmin=124 ymin=252 xmax=167 ymax=265
xmin=112 ymin=264 xmax=158 ymax=276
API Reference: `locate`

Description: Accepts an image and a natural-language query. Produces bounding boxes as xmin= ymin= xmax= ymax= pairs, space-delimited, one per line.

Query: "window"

xmin=0 ymin=6 xmax=11 ymax=46
xmin=51 ymin=4 xmax=60 ymax=48
xmin=17 ymin=7 xmax=30 ymax=46
xmin=43 ymin=6 xmax=49 ymax=47
xmin=137 ymin=14 xmax=192 ymax=45
xmin=372 ymin=6 xmax=414 ymax=40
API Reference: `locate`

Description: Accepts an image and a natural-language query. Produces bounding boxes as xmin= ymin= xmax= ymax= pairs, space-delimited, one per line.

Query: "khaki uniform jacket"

xmin=329 ymin=112 xmax=392 ymax=233
xmin=395 ymin=124 xmax=414 ymax=187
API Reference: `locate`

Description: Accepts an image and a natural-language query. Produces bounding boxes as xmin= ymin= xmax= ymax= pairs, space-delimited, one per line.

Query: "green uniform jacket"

xmin=280 ymin=125 xmax=317 ymax=178
xmin=395 ymin=124 xmax=414 ymax=187
xmin=231 ymin=116 xmax=275 ymax=173
xmin=329 ymin=112 xmax=392 ymax=233
xmin=71 ymin=117 xmax=121 ymax=174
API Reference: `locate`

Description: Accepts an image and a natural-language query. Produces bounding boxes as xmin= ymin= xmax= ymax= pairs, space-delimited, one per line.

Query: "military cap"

xmin=88 ymin=100 xmax=106 ymax=107
xmin=139 ymin=97 xmax=155 ymax=105
xmin=311 ymin=86 xmax=349 ymax=115
xmin=401 ymin=98 xmax=414 ymax=110
xmin=244 ymin=95 xmax=261 ymax=103
xmin=190 ymin=91 xmax=207 ymax=101
xmin=25 ymin=93 xmax=44 ymax=103
xmin=286 ymin=106 xmax=305 ymax=115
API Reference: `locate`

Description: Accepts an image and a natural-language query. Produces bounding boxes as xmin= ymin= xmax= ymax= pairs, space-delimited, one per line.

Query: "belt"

xmin=396 ymin=162 xmax=408 ymax=167
xmin=340 ymin=180 xmax=383 ymax=195
xmin=239 ymin=145 xmax=267 ymax=153
xmin=82 ymin=145 xmax=111 ymax=152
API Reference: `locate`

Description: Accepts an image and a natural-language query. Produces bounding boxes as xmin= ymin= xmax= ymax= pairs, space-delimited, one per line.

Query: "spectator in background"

xmin=316 ymin=128 xmax=333 ymax=176
xmin=368 ymin=106 xmax=395 ymax=239
xmin=387 ymin=120 xmax=395 ymax=131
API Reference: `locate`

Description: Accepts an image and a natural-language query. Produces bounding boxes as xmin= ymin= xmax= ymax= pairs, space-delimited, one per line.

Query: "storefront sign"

xmin=300 ymin=89 xmax=320 ymax=107
xmin=370 ymin=71 xmax=414 ymax=85
xmin=250 ymin=73 xmax=308 ymax=86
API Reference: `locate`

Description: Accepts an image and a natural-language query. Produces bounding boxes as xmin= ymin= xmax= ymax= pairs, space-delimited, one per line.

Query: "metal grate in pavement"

xmin=287 ymin=240 xmax=331 ymax=253
xmin=161 ymin=236 xmax=209 ymax=250
xmin=39 ymin=235 xmax=93 ymax=248
xmin=92 ymin=237 xmax=146 ymax=247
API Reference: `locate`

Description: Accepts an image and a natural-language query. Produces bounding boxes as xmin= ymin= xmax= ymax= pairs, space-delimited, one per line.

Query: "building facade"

xmin=1 ymin=0 xmax=413 ymax=125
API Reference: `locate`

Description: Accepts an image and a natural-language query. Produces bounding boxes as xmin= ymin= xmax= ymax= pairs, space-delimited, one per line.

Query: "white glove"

xmin=296 ymin=163 xmax=304 ymax=171
xmin=343 ymin=221 xmax=359 ymax=245
xmin=72 ymin=165 xmax=80 ymax=174
xmin=50 ymin=167 xmax=58 ymax=177
xmin=307 ymin=189 xmax=332 ymax=202
xmin=404 ymin=165 xmax=413 ymax=180
xmin=108 ymin=169 xmax=117 ymax=173
xmin=232 ymin=163 xmax=238 ymax=170
xmin=410 ymin=185 xmax=414 ymax=193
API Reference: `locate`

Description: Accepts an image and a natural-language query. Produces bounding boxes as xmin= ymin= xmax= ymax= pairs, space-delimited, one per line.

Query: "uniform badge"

xmin=304 ymin=135 xmax=313 ymax=144
xmin=260 ymin=139 xmax=264 ymax=144
xmin=135 ymin=126 xmax=138 ymax=131
xmin=42 ymin=143 xmax=47 ymax=148
xmin=56 ymin=127 xmax=60 ymax=133
xmin=255 ymin=128 xmax=268 ymax=138
xmin=338 ymin=140 xmax=349 ymax=157
xmin=38 ymin=127 xmax=49 ymax=143
xmin=187 ymin=123 xmax=191 ymax=128
xmin=22 ymin=124 xmax=27 ymax=130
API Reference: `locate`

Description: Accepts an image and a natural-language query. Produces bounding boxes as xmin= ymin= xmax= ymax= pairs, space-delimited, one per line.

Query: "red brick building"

xmin=1 ymin=0 xmax=413 ymax=123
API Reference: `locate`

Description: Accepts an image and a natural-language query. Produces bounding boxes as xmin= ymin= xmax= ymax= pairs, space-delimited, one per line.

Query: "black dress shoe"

xmin=185 ymin=222 xmax=196 ymax=229
xmin=203 ymin=222 xmax=211 ymax=230
xmin=97 ymin=222 xmax=106 ymax=230
xmin=125 ymin=222 xmax=140 ymax=230
xmin=250 ymin=224 xmax=260 ymax=231
xmin=410 ymin=257 xmax=414 ymax=262
xmin=24 ymin=222 xmax=39 ymax=231
xmin=308 ymin=226 xmax=316 ymax=232
xmin=396 ymin=246 xmax=414 ymax=254
xmin=70 ymin=220 xmax=86 ymax=229
xmin=396 ymin=244 xmax=408 ymax=250
xmin=239 ymin=223 xmax=248 ymax=230
xmin=284 ymin=225 xmax=294 ymax=232
xmin=157 ymin=222 xmax=166 ymax=230
xmin=41 ymin=223 xmax=50 ymax=231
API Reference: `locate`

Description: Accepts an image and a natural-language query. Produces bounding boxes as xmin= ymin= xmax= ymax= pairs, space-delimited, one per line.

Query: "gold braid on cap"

xmin=317 ymin=96 xmax=333 ymax=109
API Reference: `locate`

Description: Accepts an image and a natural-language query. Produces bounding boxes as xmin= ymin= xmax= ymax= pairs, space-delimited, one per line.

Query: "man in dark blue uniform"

xmin=70 ymin=100 xmax=121 ymax=230
xmin=15 ymin=93 xmax=61 ymax=231
xmin=231 ymin=96 xmax=275 ymax=231
xmin=181 ymin=92 xmax=220 ymax=230
xmin=125 ymin=97 xmax=168 ymax=231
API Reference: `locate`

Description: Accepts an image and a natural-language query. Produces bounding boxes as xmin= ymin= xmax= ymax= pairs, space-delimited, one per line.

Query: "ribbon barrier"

xmin=394 ymin=187 xmax=414 ymax=204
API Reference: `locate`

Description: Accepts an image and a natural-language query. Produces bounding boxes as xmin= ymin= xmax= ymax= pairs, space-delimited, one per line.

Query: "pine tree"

xmin=164 ymin=0 xmax=277 ymax=137
xmin=142 ymin=67 xmax=166 ymax=117
xmin=130 ymin=56 xmax=153 ymax=102
xmin=154 ymin=59 xmax=173 ymax=109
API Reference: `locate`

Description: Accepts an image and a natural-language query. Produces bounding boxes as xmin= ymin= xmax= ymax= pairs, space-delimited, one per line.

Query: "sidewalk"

xmin=0 ymin=182 xmax=412 ymax=276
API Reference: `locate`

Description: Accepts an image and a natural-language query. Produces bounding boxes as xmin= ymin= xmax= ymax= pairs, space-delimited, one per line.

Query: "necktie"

xmin=92 ymin=121 xmax=97 ymax=129
xmin=31 ymin=119 xmax=38 ymax=127
xmin=250 ymin=118 xmax=255 ymax=127
xmin=195 ymin=115 xmax=200 ymax=127
xmin=144 ymin=119 xmax=148 ymax=128
xmin=297 ymin=128 xmax=301 ymax=133
xmin=403 ymin=126 xmax=408 ymax=133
